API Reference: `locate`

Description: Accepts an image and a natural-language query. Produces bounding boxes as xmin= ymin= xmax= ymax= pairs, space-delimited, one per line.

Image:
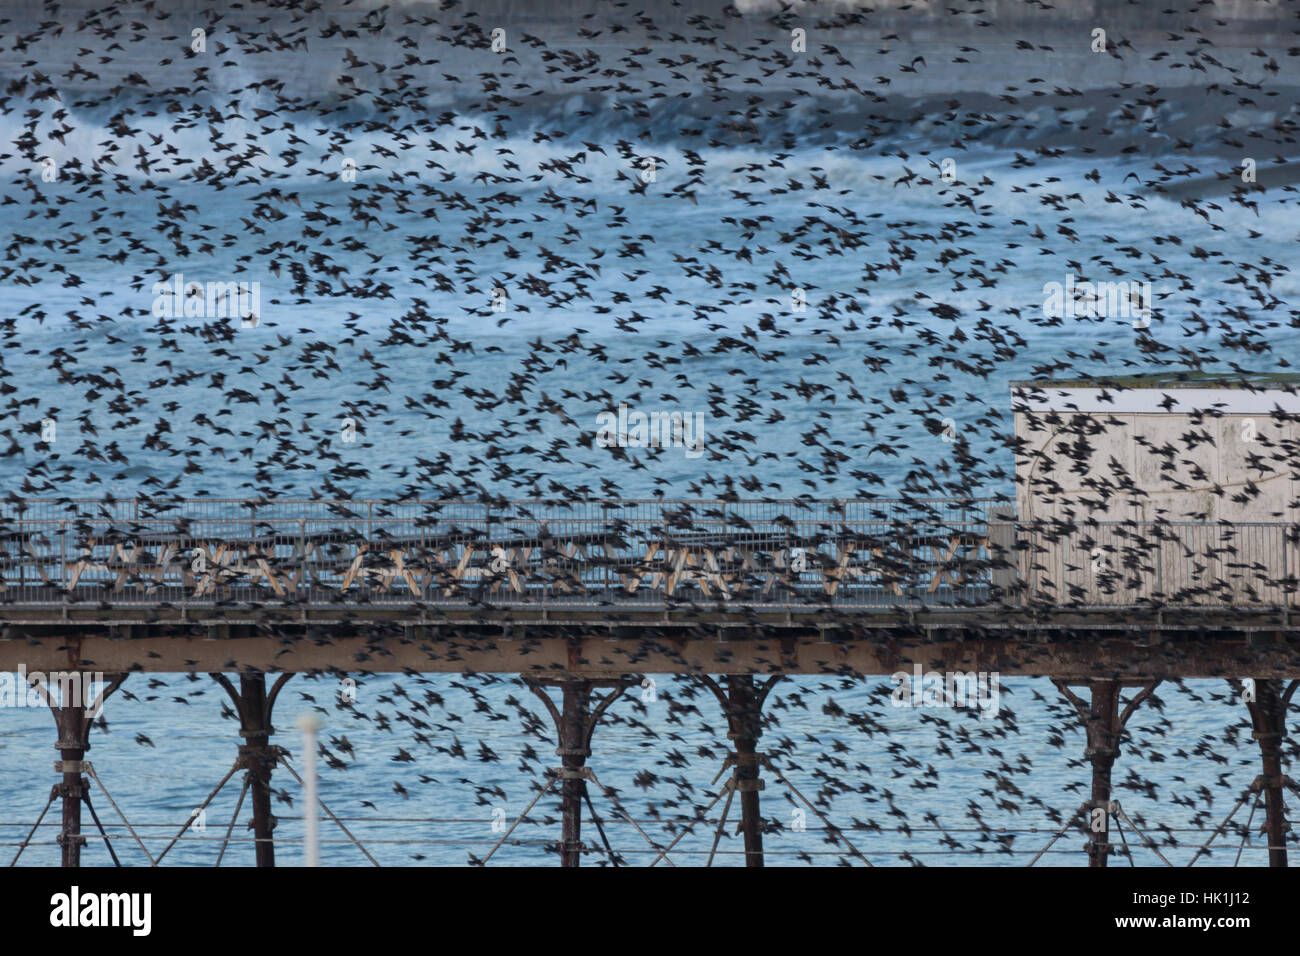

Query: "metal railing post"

xmin=1283 ymin=524 xmax=1290 ymax=611
xmin=299 ymin=519 xmax=307 ymax=600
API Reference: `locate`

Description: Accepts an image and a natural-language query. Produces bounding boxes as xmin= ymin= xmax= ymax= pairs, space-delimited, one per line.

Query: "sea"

xmin=0 ymin=0 xmax=1297 ymax=865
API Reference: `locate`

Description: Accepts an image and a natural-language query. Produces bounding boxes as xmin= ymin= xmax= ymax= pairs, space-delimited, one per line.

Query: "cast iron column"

xmin=214 ymin=671 xmax=290 ymax=867
xmin=525 ymin=676 xmax=635 ymax=867
xmin=239 ymin=673 xmax=278 ymax=868
xmin=727 ymin=675 xmax=766 ymax=868
xmin=558 ymin=679 xmax=590 ymax=868
xmin=1245 ymin=678 xmax=1292 ymax=867
xmin=53 ymin=698 xmax=87 ymax=867
xmin=1083 ymin=680 xmax=1121 ymax=868
xmin=1055 ymin=678 xmax=1158 ymax=868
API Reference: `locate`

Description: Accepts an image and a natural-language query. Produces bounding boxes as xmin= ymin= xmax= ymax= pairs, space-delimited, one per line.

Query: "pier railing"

xmin=0 ymin=498 xmax=1294 ymax=610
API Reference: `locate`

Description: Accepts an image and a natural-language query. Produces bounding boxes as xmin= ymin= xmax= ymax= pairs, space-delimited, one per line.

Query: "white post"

xmin=296 ymin=713 xmax=323 ymax=866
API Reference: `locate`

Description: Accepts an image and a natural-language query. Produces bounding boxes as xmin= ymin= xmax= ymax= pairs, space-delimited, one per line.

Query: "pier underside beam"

xmin=6 ymin=628 xmax=1300 ymax=679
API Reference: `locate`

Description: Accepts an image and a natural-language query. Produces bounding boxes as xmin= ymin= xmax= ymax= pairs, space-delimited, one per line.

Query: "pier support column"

xmin=41 ymin=672 xmax=127 ymax=867
xmin=1084 ymin=681 xmax=1121 ymax=869
xmin=1054 ymin=679 xmax=1159 ymax=868
xmin=212 ymin=672 xmax=291 ymax=867
xmin=53 ymin=698 xmax=88 ymax=868
xmin=702 ymin=674 xmax=782 ymax=867
xmin=729 ymin=676 xmax=766 ymax=868
xmin=525 ymin=677 xmax=634 ymax=867
xmin=1243 ymin=678 xmax=1298 ymax=867
xmin=558 ymin=681 xmax=588 ymax=868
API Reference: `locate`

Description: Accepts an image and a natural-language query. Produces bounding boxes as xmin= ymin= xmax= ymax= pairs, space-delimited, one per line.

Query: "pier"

xmin=1 ymin=495 xmax=1297 ymax=867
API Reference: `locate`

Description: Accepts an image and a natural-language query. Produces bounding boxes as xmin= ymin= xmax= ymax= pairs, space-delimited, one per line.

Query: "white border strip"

xmin=1012 ymin=386 xmax=1300 ymax=414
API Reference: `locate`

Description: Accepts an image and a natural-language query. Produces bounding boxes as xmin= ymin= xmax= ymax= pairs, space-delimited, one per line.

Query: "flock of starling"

xmin=2 ymin=0 xmax=1299 ymax=864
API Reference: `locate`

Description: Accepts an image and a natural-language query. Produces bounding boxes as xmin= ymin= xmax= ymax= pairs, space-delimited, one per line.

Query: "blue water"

xmin=1 ymin=3 xmax=1298 ymax=865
